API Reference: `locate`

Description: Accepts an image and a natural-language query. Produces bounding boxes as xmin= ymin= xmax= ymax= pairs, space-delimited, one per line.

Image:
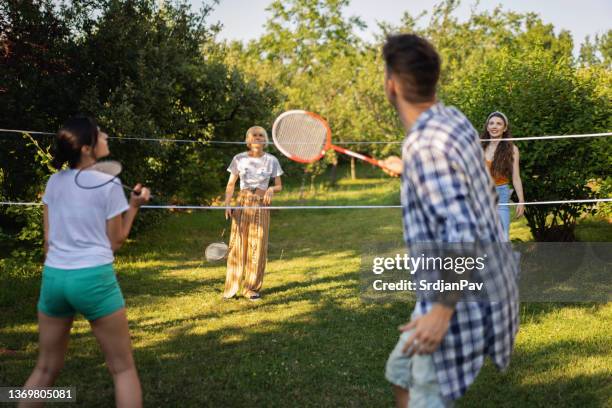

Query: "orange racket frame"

xmin=272 ymin=110 xmax=385 ymax=169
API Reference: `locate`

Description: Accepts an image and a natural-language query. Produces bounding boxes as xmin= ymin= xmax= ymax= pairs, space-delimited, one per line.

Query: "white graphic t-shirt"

xmin=227 ymin=152 xmax=284 ymax=190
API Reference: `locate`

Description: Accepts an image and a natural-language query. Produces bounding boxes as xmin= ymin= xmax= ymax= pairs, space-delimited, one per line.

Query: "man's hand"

xmin=400 ymin=304 xmax=454 ymax=356
xmin=379 ymin=156 xmax=403 ymax=177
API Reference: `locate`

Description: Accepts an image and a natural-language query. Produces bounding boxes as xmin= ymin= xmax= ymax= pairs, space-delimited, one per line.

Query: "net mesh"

xmin=273 ymin=112 xmax=327 ymax=161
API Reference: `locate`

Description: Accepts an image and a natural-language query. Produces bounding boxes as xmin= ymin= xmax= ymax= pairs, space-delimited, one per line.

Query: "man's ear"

xmin=384 ymin=74 xmax=398 ymax=99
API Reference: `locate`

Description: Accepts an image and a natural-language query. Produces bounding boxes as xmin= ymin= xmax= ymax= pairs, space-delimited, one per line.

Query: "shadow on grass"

xmin=461 ymin=340 xmax=611 ymax=407
xmin=0 ymin=260 xmax=228 ymax=344
xmin=130 ymin=298 xmax=612 ymax=407
xmin=1 ymin=269 xmax=404 ymax=407
xmin=2 ymin=173 xmax=609 ymax=405
xmin=126 ymin=284 xmax=407 ymax=407
xmin=131 ymin=270 xmax=361 ymax=333
xmin=2 ymin=261 xmax=609 ymax=407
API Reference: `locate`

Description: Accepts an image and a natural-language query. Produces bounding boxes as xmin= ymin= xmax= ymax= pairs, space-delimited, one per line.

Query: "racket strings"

xmin=275 ymin=113 xmax=327 ymax=160
xmin=73 ymin=160 xmax=140 ymax=196
xmin=75 ymin=161 xmax=123 ymax=190
xmin=205 ymin=242 xmax=228 ymax=261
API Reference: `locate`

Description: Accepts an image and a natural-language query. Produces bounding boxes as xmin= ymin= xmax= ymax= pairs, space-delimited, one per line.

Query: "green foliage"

xmin=442 ymin=47 xmax=609 ymax=240
xmin=1 ymin=0 xmax=610 ymax=247
xmin=222 ymin=0 xmax=388 ymax=177
xmin=579 ymin=30 xmax=612 ymax=68
xmin=368 ymin=1 xmax=611 ymax=240
xmin=0 ymin=0 xmax=279 ymax=256
xmin=593 ymin=177 xmax=612 ymax=220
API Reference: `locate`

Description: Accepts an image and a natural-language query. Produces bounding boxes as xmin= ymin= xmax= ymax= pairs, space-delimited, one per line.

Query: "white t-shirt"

xmin=42 ymin=169 xmax=130 ymax=269
xmin=228 ymin=152 xmax=284 ymax=190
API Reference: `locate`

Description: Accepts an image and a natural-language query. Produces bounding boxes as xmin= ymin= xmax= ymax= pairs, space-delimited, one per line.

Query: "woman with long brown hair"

xmin=223 ymin=126 xmax=283 ymax=300
xmin=481 ymin=111 xmax=525 ymax=240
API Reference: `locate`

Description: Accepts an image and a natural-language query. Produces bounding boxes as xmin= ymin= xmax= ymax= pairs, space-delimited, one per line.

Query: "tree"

xmin=444 ymin=47 xmax=609 ymax=241
xmin=224 ymin=0 xmax=376 ymax=181
xmin=580 ymin=30 xmax=612 ymax=68
xmin=0 ymin=0 xmax=279 ymax=259
xmin=360 ymin=0 xmax=610 ymax=240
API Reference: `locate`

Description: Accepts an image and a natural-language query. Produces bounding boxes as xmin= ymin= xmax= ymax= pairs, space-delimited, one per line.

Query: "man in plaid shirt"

xmin=380 ymin=34 xmax=519 ymax=407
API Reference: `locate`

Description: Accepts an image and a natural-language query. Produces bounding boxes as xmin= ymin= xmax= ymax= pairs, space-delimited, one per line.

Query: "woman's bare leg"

xmin=19 ymin=312 xmax=73 ymax=408
xmin=90 ymin=308 xmax=142 ymax=408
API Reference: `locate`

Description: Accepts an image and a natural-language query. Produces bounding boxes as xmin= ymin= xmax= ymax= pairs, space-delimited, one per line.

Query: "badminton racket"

xmin=204 ymin=203 xmax=252 ymax=262
xmin=272 ymin=110 xmax=385 ymax=169
xmin=205 ymin=227 xmax=229 ymax=261
xmin=205 ymin=242 xmax=229 ymax=261
xmin=74 ymin=160 xmax=145 ymax=196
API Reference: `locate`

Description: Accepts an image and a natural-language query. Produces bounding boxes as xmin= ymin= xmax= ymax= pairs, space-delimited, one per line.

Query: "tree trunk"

xmin=526 ymin=208 xmax=577 ymax=242
xmin=298 ymin=173 xmax=307 ymax=203
xmin=329 ymin=161 xmax=338 ymax=186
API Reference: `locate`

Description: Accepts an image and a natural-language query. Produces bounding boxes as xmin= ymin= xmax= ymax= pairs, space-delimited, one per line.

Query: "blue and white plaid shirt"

xmin=401 ymin=102 xmax=519 ymax=400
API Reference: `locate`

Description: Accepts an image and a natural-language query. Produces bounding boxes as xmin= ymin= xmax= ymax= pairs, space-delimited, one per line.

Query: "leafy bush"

xmin=0 ymin=0 xmax=279 ymax=257
xmin=443 ymin=48 xmax=609 ymax=240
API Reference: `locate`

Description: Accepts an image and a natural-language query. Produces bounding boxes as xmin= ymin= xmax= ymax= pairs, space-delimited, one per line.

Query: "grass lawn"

xmin=1 ymin=168 xmax=611 ymax=407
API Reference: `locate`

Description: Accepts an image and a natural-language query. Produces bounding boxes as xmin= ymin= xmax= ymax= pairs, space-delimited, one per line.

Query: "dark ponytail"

xmin=52 ymin=116 xmax=99 ymax=170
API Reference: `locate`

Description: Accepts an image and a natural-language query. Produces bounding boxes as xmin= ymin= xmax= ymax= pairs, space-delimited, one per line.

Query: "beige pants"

xmin=223 ymin=190 xmax=270 ymax=298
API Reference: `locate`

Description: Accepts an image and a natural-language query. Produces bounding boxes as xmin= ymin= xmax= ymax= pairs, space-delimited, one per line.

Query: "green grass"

xmin=1 ymin=168 xmax=611 ymax=407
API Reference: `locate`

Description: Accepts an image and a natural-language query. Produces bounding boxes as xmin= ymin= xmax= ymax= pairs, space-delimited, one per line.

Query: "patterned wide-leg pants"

xmin=223 ymin=191 xmax=270 ymax=298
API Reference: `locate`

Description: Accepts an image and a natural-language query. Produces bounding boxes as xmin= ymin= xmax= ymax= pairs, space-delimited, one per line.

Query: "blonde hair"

xmin=245 ymin=126 xmax=269 ymax=149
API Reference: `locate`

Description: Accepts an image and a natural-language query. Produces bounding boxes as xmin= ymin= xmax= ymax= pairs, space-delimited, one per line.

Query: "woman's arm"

xmin=43 ymin=205 xmax=49 ymax=258
xmin=512 ymin=145 xmax=525 ymax=218
xmin=106 ymin=208 xmax=139 ymax=252
xmin=225 ymin=173 xmax=239 ymax=219
xmin=106 ymin=185 xmax=150 ymax=252
xmin=264 ymin=176 xmax=282 ymax=205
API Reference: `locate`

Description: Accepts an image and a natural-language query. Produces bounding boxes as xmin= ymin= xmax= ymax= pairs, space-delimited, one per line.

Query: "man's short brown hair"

xmin=382 ymin=34 xmax=441 ymax=103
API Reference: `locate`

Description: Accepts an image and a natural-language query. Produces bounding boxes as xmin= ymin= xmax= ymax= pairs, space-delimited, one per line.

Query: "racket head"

xmin=272 ymin=110 xmax=331 ymax=163
xmin=205 ymin=242 xmax=229 ymax=261
xmin=74 ymin=160 xmax=123 ymax=190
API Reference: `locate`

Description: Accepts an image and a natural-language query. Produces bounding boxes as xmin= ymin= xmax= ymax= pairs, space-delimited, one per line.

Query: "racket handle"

xmin=121 ymin=183 xmax=141 ymax=196
xmin=331 ymin=145 xmax=385 ymax=169
xmin=121 ymin=183 xmax=154 ymax=199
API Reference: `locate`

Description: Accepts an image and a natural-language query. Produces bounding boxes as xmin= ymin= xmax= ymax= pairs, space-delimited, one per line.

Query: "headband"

xmin=486 ymin=111 xmax=509 ymax=126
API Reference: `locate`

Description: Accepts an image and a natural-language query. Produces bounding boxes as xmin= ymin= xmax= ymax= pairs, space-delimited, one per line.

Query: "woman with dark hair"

xmin=20 ymin=116 xmax=150 ymax=408
xmin=481 ymin=111 xmax=525 ymax=239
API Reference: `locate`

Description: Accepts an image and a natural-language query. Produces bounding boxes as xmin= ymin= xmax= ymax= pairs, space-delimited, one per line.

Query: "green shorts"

xmin=38 ymin=263 xmax=125 ymax=321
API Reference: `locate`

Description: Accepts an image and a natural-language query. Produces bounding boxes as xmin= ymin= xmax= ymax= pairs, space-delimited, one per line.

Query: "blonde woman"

xmin=223 ymin=126 xmax=283 ymax=300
